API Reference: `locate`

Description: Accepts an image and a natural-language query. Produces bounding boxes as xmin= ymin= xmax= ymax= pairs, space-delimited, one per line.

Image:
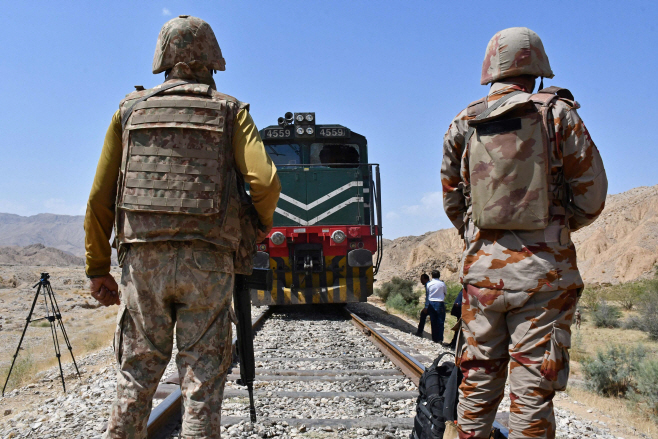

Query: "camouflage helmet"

xmin=152 ymin=15 xmax=226 ymax=74
xmin=480 ymin=27 xmax=554 ymax=85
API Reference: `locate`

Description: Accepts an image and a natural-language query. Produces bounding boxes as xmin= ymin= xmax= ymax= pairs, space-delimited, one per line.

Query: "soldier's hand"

xmin=257 ymin=224 xmax=272 ymax=243
xmin=89 ymin=274 xmax=121 ymax=306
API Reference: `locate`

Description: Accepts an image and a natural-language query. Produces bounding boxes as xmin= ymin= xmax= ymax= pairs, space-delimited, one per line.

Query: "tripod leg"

xmin=43 ymin=283 xmax=66 ymax=393
xmin=46 ymin=282 xmax=81 ymax=378
xmin=2 ymin=286 xmax=41 ymax=396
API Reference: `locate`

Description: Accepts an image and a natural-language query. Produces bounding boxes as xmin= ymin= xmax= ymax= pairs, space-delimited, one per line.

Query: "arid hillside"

xmin=0 ymin=244 xmax=84 ymax=267
xmin=0 ymin=213 xmax=85 ymax=258
xmin=378 ymin=184 xmax=658 ymax=285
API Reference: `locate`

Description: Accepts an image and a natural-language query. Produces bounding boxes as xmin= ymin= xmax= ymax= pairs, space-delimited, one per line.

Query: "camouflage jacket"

xmin=441 ymin=83 xmax=607 ymax=292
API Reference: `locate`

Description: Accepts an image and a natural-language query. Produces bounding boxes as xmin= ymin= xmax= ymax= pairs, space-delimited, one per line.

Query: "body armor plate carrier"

xmin=116 ymin=81 xmax=245 ymax=250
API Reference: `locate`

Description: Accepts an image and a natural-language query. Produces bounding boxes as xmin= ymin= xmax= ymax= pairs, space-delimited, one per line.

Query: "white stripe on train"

xmin=275 ymin=197 xmax=364 ymax=226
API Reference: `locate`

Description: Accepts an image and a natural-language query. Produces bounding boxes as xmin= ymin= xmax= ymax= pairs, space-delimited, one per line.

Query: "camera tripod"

xmin=2 ymin=273 xmax=81 ymax=396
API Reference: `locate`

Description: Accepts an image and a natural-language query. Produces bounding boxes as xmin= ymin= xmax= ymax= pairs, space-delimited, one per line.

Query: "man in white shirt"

xmin=425 ymin=270 xmax=447 ymax=343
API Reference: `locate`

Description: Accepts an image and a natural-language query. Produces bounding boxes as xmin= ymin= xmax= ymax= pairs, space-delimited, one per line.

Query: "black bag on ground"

xmin=410 ymin=351 xmax=462 ymax=439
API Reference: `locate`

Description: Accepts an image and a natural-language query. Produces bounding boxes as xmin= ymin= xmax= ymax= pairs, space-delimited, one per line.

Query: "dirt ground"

xmin=0 ymin=266 xmax=121 ymax=391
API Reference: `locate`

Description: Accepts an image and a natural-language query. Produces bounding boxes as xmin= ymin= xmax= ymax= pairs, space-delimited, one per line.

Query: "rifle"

xmin=233 ymin=265 xmax=272 ymax=423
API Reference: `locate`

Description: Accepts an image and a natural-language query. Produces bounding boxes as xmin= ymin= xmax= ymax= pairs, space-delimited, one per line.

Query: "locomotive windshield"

xmin=310 ymin=143 xmax=360 ymax=168
xmin=265 ymin=144 xmax=302 ymax=167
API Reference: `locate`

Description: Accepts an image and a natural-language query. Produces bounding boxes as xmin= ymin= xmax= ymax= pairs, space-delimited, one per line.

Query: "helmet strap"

xmin=539 ymin=76 xmax=544 ymax=91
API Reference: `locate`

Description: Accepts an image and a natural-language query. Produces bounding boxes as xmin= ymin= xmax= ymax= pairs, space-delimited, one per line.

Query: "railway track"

xmin=147 ymin=305 xmax=509 ymax=438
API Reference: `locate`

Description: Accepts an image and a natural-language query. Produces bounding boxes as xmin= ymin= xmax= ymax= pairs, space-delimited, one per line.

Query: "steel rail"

xmin=146 ymin=307 xmax=272 ymax=439
xmin=345 ymin=308 xmax=509 ymax=438
xmin=346 ymin=309 xmax=425 ymax=386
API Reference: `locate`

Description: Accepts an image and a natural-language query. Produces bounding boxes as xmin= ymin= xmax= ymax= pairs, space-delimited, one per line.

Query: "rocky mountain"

xmin=0 ymin=213 xmax=85 ymax=257
xmin=377 ymin=184 xmax=658 ymax=286
xmin=0 ymin=243 xmax=84 ymax=267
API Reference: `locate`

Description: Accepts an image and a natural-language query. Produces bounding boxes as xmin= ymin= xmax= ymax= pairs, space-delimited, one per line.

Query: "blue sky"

xmin=0 ymin=0 xmax=655 ymax=239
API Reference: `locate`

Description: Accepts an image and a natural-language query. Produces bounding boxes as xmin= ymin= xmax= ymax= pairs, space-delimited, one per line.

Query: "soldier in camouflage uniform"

xmin=84 ymin=15 xmax=281 ymax=438
xmin=441 ymin=27 xmax=607 ymax=439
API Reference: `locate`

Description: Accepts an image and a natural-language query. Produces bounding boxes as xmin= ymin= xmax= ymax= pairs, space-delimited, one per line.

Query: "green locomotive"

xmin=251 ymin=112 xmax=382 ymax=305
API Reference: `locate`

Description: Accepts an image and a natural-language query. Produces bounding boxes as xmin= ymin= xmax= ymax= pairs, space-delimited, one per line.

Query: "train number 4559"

xmin=265 ymin=129 xmax=292 ymax=138
xmin=318 ymin=128 xmax=348 ymax=137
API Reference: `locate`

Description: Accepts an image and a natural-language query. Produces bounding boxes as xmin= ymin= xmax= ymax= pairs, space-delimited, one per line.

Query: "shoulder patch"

xmin=466 ymin=97 xmax=487 ymax=118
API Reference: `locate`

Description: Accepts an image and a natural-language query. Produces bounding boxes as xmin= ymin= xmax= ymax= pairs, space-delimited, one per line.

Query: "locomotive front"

xmin=251 ymin=112 xmax=383 ymax=305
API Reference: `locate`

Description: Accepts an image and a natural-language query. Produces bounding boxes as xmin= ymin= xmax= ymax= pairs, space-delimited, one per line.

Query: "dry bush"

xmin=591 ymin=300 xmax=622 ymax=328
xmin=0 ymin=349 xmax=36 ymax=392
xmin=580 ymin=287 xmax=604 ymax=311
xmin=631 ymin=359 xmax=658 ymax=420
xmin=583 ymin=344 xmax=646 ymax=397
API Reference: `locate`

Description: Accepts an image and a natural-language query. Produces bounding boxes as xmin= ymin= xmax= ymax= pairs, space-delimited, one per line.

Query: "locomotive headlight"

xmin=305 ymin=113 xmax=314 ymax=122
xmin=270 ymin=231 xmax=286 ymax=246
xmin=331 ymin=230 xmax=346 ymax=244
xmin=296 ymin=127 xmax=304 ymax=135
xmin=306 ymin=127 xmax=314 ymax=135
xmin=296 ymin=114 xmax=304 ymax=122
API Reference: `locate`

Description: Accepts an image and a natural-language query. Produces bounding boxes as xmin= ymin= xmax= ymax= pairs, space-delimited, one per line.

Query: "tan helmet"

xmin=152 ymin=15 xmax=226 ymax=74
xmin=480 ymin=27 xmax=553 ymax=85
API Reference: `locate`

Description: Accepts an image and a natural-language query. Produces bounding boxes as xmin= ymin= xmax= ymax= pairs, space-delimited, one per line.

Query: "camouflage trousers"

xmin=104 ymin=240 xmax=234 ymax=439
xmin=456 ymin=286 xmax=578 ymax=439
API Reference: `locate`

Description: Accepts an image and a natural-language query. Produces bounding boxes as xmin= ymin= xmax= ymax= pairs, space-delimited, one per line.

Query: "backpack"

xmin=410 ymin=352 xmax=462 ymax=439
xmin=463 ymin=87 xmax=573 ymax=231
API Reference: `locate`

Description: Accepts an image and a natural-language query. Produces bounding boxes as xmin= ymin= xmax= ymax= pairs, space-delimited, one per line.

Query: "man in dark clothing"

xmin=415 ymin=274 xmax=430 ymax=337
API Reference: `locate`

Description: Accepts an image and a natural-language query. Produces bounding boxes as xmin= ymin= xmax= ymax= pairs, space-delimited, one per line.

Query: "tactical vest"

xmin=462 ymin=86 xmax=572 ymax=231
xmin=115 ymin=80 xmax=246 ymax=250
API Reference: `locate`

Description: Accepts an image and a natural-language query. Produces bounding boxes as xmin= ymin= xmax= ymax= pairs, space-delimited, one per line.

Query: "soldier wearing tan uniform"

xmin=84 ymin=16 xmax=281 ymax=439
xmin=441 ymin=28 xmax=607 ymax=438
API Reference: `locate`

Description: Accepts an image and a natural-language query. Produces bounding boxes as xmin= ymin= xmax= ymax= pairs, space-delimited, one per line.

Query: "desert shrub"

xmin=630 ymin=359 xmax=658 ymax=419
xmin=637 ymin=285 xmax=658 ymax=340
xmin=377 ymin=277 xmax=414 ymax=303
xmin=444 ymin=282 xmax=463 ymax=312
xmin=583 ymin=344 xmax=646 ymax=397
xmin=614 ymin=282 xmax=645 ymax=310
xmin=580 ymin=287 xmax=604 ymax=311
xmin=378 ymin=277 xmax=424 ymax=317
xmin=0 ymin=350 xmax=36 ymax=392
xmin=387 ymin=293 xmax=423 ymax=317
xmin=591 ymin=300 xmax=622 ymax=328
xmin=623 ymin=315 xmax=644 ymax=330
